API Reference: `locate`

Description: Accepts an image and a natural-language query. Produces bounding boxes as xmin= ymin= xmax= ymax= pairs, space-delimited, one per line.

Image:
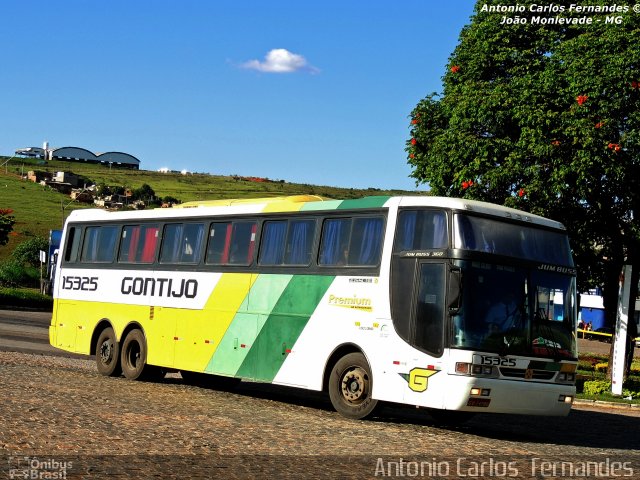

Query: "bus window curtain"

xmin=431 ymin=212 xmax=447 ymax=248
xmin=141 ymin=226 xmax=158 ymax=263
xmin=162 ymin=224 xmax=182 ymax=263
xmin=221 ymin=224 xmax=233 ymax=264
xmin=83 ymin=228 xmax=99 ymax=262
xmin=286 ymin=220 xmax=313 ymax=265
xmin=98 ymin=227 xmax=117 ymax=262
xmin=355 ymin=218 xmax=383 ymax=265
xmin=397 ymin=211 xmax=416 ymax=251
xmin=320 ymin=219 xmax=348 ymax=265
xmin=260 ymin=221 xmax=287 ymax=265
xmin=128 ymin=227 xmax=140 ymax=262
xmin=183 ymin=224 xmax=204 ymax=263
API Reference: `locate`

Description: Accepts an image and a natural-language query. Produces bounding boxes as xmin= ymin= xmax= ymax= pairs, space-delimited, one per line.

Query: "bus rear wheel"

xmin=121 ymin=329 xmax=157 ymax=381
xmin=328 ymin=352 xmax=378 ymax=419
xmin=95 ymin=327 xmax=121 ymax=377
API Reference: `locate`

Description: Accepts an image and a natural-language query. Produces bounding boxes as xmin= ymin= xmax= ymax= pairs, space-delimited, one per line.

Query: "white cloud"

xmin=241 ymin=48 xmax=319 ymax=74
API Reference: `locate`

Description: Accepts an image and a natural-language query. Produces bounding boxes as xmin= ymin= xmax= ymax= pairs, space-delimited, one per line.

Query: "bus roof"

xmin=64 ymin=195 xmax=565 ymax=230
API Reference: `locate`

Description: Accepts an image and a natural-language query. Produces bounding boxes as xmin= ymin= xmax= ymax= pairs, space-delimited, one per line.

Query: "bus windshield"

xmin=451 ymin=261 xmax=577 ymax=359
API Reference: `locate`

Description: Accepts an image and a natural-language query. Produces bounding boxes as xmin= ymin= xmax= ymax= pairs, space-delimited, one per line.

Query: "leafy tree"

xmin=11 ymin=236 xmax=48 ymax=267
xmin=407 ymin=0 xmax=640 ymax=326
xmin=132 ymin=183 xmax=156 ymax=202
xmin=0 ymin=208 xmax=16 ymax=246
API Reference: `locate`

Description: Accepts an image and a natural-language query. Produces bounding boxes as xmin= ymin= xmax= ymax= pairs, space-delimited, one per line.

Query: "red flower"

xmin=518 ymin=188 xmax=525 ymax=197
xmin=551 ymin=140 xmax=561 ymax=146
xmin=451 ymin=65 xmax=461 ymax=73
xmin=576 ymin=95 xmax=588 ymax=105
xmin=594 ymin=122 xmax=604 ymax=129
xmin=411 ymin=119 xmax=419 ymax=125
xmin=409 ymin=153 xmax=415 ymax=159
xmin=631 ymin=81 xmax=639 ymax=89
xmin=608 ymin=143 xmax=621 ymax=152
xmin=462 ymin=181 xmax=469 ymax=189
xmin=411 ymin=138 xmax=417 ymax=145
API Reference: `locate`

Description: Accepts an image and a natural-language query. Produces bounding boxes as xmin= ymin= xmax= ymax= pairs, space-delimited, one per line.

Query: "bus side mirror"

xmin=448 ymin=267 xmax=462 ymax=315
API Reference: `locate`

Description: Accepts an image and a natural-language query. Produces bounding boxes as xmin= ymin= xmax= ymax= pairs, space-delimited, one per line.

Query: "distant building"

xmin=15 ymin=142 xmax=140 ymax=169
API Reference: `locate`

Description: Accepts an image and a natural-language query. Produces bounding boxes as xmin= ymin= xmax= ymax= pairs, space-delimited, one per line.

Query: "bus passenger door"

xmin=391 ymin=257 xmax=447 ymax=407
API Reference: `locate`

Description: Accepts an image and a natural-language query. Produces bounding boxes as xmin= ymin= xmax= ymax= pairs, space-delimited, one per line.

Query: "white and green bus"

xmin=50 ymin=195 xmax=578 ymax=420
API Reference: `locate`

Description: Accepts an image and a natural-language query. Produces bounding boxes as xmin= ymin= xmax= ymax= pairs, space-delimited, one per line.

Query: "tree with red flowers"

xmin=0 ymin=208 xmax=16 ymax=247
xmin=407 ymin=0 xmax=640 ymax=331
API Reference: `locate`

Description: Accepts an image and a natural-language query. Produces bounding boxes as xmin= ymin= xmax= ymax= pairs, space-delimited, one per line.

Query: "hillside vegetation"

xmin=0 ymin=155 xmax=423 ymax=261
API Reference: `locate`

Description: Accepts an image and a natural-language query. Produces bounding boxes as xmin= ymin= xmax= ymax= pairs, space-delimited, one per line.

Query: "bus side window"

xmin=259 ymin=221 xmax=287 ymax=265
xmin=81 ymin=226 xmax=118 ymax=263
xmin=206 ymin=221 xmax=256 ymax=266
xmin=284 ymin=219 xmax=315 ymax=265
xmin=229 ymin=222 xmax=257 ymax=265
xmin=64 ymin=227 xmax=81 ymax=263
xmin=119 ymin=225 xmax=159 ymax=264
xmin=394 ymin=210 xmax=447 ymax=252
xmin=319 ymin=218 xmax=351 ymax=266
xmin=319 ymin=216 xmax=383 ymax=267
xmin=161 ymin=223 xmax=204 ymax=264
xmin=349 ymin=217 xmax=383 ymax=266
xmin=206 ymin=222 xmax=232 ymax=264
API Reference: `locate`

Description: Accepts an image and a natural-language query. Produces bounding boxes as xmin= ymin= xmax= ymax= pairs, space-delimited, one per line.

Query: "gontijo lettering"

xmin=121 ymin=276 xmax=198 ymax=298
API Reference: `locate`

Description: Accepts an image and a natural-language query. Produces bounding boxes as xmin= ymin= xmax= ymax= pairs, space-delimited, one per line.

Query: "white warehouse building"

xmin=15 ymin=143 xmax=140 ymax=170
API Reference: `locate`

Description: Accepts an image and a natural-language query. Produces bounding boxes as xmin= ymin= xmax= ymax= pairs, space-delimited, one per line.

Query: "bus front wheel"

xmin=328 ymin=352 xmax=378 ymax=419
xmin=95 ymin=327 xmax=121 ymax=377
xmin=120 ymin=329 xmax=156 ymax=381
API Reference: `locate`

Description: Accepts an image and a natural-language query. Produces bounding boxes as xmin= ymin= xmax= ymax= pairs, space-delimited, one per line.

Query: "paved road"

xmin=0 ymin=309 xmax=60 ymax=356
xmin=0 ymin=350 xmax=639 ymax=480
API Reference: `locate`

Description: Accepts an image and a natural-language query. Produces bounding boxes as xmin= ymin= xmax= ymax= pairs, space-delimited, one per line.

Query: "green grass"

xmin=0 ymin=155 xmax=423 ymax=261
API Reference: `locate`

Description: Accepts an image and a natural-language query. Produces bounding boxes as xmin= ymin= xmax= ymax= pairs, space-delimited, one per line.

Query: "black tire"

xmin=328 ymin=352 xmax=378 ymax=419
xmin=120 ymin=329 xmax=152 ymax=380
xmin=95 ymin=327 xmax=121 ymax=377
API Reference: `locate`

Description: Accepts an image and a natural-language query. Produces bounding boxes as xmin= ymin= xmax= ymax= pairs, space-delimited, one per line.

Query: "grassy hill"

xmin=0 ymin=155 xmax=425 ymax=261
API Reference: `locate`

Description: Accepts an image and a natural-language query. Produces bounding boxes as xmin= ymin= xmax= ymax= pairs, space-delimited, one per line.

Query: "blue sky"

xmin=2 ymin=1 xmax=475 ymax=191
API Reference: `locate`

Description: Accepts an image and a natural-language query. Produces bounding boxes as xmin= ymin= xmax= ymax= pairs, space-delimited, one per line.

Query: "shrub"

xmin=11 ymin=236 xmax=48 ymax=267
xmin=577 ymin=360 xmax=595 ymax=372
xmin=594 ymin=362 xmax=609 ymax=374
xmin=623 ymin=378 xmax=640 ymax=393
xmin=0 ymin=287 xmax=53 ymax=310
xmin=583 ymin=380 xmax=611 ymax=396
xmin=0 ymin=260 xmax=31 ymax=287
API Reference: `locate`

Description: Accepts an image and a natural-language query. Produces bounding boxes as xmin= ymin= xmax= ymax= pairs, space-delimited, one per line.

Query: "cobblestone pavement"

xmin=1 ymin=351 xmax=639 ymax=479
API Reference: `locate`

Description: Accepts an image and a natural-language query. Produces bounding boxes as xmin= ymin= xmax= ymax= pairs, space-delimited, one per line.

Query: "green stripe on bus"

xmin=336 ymin=196 xmax=390 ymax=210
xmin=236 ymin=275 xmax=335 ymax=381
